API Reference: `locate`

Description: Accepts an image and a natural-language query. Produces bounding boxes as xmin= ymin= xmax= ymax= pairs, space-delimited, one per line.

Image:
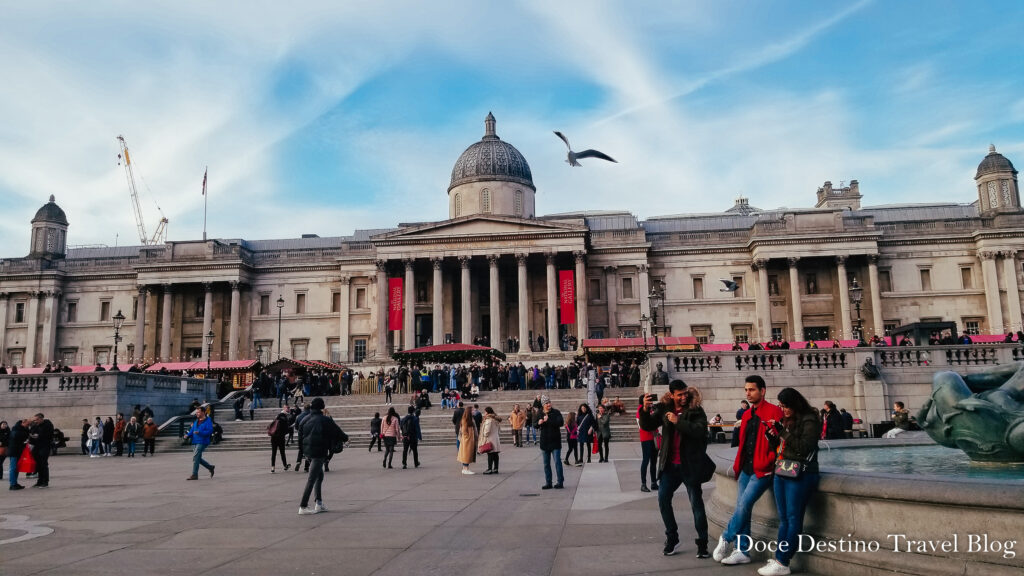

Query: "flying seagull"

xmin=553 ymin=131 xmax=617 ymax=167
xmin=720 ymin=279 xmax=739 ymax=292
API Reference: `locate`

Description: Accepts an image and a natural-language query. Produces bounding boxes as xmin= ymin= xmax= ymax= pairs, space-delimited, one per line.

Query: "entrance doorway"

xmin=415 ymin=315 xmax=432 ymax=347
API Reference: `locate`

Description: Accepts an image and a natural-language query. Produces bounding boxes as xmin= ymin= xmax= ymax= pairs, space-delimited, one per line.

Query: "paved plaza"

xmin=0 ymin=442 xmax=822 ymax=576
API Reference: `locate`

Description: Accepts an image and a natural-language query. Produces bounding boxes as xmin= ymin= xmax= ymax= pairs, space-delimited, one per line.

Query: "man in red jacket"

xmin=713 ymin=375 xmax=783 ymax=565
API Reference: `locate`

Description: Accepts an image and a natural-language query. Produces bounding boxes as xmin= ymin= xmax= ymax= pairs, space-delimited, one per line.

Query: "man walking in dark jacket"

xmin=298 ymin=398 xmax=344 ymax=515
xmin=270 ymin=406 xmax=291 ymax=473
xmin=8 ymin=418 xmax=30 ymax=490
xmin=401 ymin=406 xmax=422 ymax=469
xmin=29 ymin=413 xmax=54 ymax=488
xmin=536 ymin=395 xmax=565 ymax=489
xmin=639 ymin=380 xmax=712 ymax=558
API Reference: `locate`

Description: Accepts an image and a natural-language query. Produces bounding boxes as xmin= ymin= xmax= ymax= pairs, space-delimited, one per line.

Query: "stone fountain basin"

xmin=707 ymin=438 xmax=1024 ymax=576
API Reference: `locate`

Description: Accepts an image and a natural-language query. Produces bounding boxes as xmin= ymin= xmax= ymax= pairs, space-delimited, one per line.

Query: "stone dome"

xmin=976 ymin=145 xmax=1017 ymax=179
xmin=449 ymin=113 xmax=535 ymax=192
xmin=31 ymin=195 xmax=69 ymax=225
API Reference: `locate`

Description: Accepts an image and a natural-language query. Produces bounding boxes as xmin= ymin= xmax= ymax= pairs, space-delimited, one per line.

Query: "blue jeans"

xmin=542 ymin=448 xmax=564 ymax=486
xmin=773 ymin=472 xmax=819 ymax=566
xmin=192 ymin=444 xmax=214 ymax=477
xmin=90 ymin=439 xmax=101 ymax=455
xmin=127 ymin=440 xmax=137 ymax=456
xmin=640 ymin=440 xmax=658 ymax=485
xmin=658 ymin=464 xmax=708 ymax=544
xmin=722 ymin=470 xmax=773 ymax=555
xmin=8 ymin=454 xmax=19 ymax=486
xmin=252 ymin=390 xmax=263 ymax=408
xmin=526 ymin=426 xmax=537 ymax=443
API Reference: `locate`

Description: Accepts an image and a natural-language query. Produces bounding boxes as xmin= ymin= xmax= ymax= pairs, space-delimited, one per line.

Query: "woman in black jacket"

xmin=575 ymin=404 xmax=595 ymax=464
xmin=760 ymin=387 xmax=821 ymax=576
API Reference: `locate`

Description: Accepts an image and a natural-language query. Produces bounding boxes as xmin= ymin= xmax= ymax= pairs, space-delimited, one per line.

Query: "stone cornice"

xmin=373 ymin=230 xmax=588 ymax=247
xmin=746 ymin=231 xmax=882 ymax=250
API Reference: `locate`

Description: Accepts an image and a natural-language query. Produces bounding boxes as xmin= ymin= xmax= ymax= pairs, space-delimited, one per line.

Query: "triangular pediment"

xmin=372 ymin=215 xmax=586 ymax=242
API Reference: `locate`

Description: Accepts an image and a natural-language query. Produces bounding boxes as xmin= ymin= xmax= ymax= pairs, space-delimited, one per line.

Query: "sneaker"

xmin=541 ymin=484 xmax=552 ymax=490
xmin=757 ymin=559 xmax=791 ymax=576
xmin=9 ymin=484 xmax=25 ymax=490
xmin=663 ymin=539 xmax=681 ymax=556
xmin=461 ymin=469 xmax=475 ymax=475
xmin=553 ymin=483 xmax=564 ymax=489
xmin=298 ymin=506 xmax=318 ymax=515
xmin=186 ymin=475 xmax=198 ymax=481
xmin=209 ymin=466 xmax=215 ymax=478
xmin=271 ymin=468 xmax=276 ymax=473
xmin=640 ymin=484 xmax=650 ymax=493
xmin=721 ymin=549 xmax=751 ymax=565
xmin=314 ymin=502 xmax=328 ymax=513
xmin=284 ymin=464 xmax=291 ymax=471
xmin=713 ymin=535 xmax=734 ymax=562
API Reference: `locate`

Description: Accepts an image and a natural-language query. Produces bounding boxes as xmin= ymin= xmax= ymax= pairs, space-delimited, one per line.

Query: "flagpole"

xmin=202 ymin=166 xmax=208 ymax=241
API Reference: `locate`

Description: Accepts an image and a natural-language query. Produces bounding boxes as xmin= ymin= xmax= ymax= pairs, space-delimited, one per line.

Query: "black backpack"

xmin=400 ymin=415 xmax=415 ymax=440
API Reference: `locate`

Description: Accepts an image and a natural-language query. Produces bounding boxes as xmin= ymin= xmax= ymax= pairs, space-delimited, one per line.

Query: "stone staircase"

xmin=157 ymin=387 xmax=646 ymax=453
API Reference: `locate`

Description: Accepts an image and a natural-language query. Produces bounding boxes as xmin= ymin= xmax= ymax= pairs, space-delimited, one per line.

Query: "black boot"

xmin=695 ymin=539 xmax=710 ymax=559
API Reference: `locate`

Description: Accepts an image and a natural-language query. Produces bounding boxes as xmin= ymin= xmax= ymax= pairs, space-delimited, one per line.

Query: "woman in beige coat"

xmin=457 ymin=406 xmax=477 ymax=475
xmin=479 ymin=407 xmax=503 ymax=474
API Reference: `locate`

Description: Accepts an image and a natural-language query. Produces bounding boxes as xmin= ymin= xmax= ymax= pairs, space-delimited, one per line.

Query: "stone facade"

xmin=0 ymin=116 xmax=1021 ymax=368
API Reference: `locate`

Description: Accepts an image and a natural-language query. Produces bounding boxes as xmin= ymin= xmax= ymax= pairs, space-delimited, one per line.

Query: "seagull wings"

xmin=553 ymin=131 xmax=571 ymax=150
xmin=575 ymin=149 xmax=617 ymax=163
xmin=720 ymin=279 xmax=739 ymax=292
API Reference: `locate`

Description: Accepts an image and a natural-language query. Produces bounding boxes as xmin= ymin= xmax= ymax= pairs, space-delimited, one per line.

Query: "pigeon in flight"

xmin=554 ymin=131 xmax=617 ymax=167
xmin=720 ymin=279 xmax=739 ymax=292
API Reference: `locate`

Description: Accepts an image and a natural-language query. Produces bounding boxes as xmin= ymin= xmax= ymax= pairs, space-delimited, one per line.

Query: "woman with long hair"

xmin=759 ymin=387 xmax=821 ymax=576
xmin=457 ymin=404 xmax=477 ymax=475
xmin=575 ymin=403 xmax=594 ymax=465
xmin=563 ymin=411 xmax=578 ymax=466
xmin=379 ymin=406 xmax=401 ymax=469
xmin=479 ymin=407 xmax=502 ymax=474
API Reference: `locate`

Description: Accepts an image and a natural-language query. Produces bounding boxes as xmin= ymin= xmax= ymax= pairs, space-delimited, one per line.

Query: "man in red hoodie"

xmin=713 ymin=375 xmax=783 ymax=565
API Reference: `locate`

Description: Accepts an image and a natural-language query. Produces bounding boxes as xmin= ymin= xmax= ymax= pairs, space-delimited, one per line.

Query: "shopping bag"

xmin=592 ymin=435 xmax=599 ymax=454
xmin=18 ymin=447 xmax=37 ymax=474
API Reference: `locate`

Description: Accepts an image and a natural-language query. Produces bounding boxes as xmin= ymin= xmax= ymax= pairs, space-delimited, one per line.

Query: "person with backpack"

xmin=294 ymin=404 xmax=313 ymax=472
xmin=297 ymin=398 xmax=345 ymax=515
xmin=123 ymin=416 xmax=141 ymax=458
xmin=400 ymin=406 xmax=421 ymax=469
xmin=269 ymin=405 xmax=291 ymax=473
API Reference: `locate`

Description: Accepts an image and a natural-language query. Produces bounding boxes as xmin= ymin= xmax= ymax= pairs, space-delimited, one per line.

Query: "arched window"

xmin=514 ymin=190 xmax=523 ymax=216
xmin=455 ymin=193 xmax=462 ymax=217
xmin=481 ymin=189 xmax=491 ymax=213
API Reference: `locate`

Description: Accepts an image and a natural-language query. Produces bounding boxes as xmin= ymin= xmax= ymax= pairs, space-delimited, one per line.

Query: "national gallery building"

xmin=0 ymin=114 xmax=1021 ymax=368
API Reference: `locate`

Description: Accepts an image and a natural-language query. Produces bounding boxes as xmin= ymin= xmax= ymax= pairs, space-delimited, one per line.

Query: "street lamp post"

xmin=647 ymin=281 xmax=665 ymax=352
xmin=849 ymin=277 xmax=864 ymax=341
xmin=276 ymin=295 xmax=285 ymax=360
xmin=111 ymin=310 xmax=126 ymax=371
xmin=205 ymin=330 xmax=215 ymax=373
xmin=639 ymin=314 xmax=650 ymax=351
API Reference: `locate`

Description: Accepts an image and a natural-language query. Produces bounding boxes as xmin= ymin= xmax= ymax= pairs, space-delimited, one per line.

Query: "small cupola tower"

xmin=29 ymin=195 xmax=69 ymax=260
xmin=975 ymin=145 xmax=1020 ymax=214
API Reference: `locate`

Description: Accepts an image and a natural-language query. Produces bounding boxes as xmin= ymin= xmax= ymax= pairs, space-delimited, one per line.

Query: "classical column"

xmin=0 ymin=293 xmax=9 ymax=363
xmin=375 ymin=260 xmax=388 ymax=357
xmin=867 ymin=255 xmax=884 ymax=338
xmin=574 ymin=251 xmax=589 ymax=339
xmin=431 ymin=258 xmax=443 ymax=346
xmin=836 ymin=256 xmax=852 ymax=339
xmin=337 ymin=277 xmax=350 ymax=362
xmin=1000 ymin=251 xmax=1022 ymax=333
xmin=488 ymin=255 xmax=501 ymax=349
xmin=40 ymin=290 xmax=59 ymax=364
xmin=228 ymin=282 xmax=240 ymax=360
xmin=201 ymin=283 xmax=214 ymax=361
xmin=160 ymin=285 xmax=173 ymax=360
xmin=787 ymin=258 xmax=803 ymax=341
xmin=604 ymin=265 xmax=618 ymax=337
xmin=404 ymin=259 xmax=415 ymax=350
xmin=546 ymin=254 xmax=559 ymax=348
xmin=517 ymin=253 xmax=530 ymax=350
xmin=638 ymin=264 xmax=651 ymax=320
xmin=981 ymin=251 xmax=1004 ymax=333
xmin=460 ymin=256 xmax=472 ymax=343
xmin=753 ymin=259 xmax=771 ymax=341
xmin=26 ymin=292 xmax=40 ymax=367
xmin=135 ymin=286 xmax=148 ymax=362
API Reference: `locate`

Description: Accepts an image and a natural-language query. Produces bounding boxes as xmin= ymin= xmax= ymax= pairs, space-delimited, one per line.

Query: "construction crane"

xmin=116 ymin=135 xmax=168 ymax=245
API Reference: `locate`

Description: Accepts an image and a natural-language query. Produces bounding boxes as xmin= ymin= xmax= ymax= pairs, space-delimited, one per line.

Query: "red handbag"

xmin=477 ymin=442 xmax=494 ymax=454
xmin=17 ymin=447 xmax=36 ymax=474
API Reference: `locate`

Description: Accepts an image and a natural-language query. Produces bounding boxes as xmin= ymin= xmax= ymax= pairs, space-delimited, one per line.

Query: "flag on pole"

xmin=202 ymin=168 xmax=208 ymax=196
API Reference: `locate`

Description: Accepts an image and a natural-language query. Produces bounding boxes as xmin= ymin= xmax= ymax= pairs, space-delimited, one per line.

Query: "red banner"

xmin=559 ymin=270 xmax=576 ymax=325
xmin=388 ymin=278 xmax=403 ymax=331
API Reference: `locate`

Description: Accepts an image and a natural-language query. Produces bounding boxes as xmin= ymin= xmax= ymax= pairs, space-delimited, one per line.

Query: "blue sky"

xmin=1 ymin=1 xmax=1022 ymax=253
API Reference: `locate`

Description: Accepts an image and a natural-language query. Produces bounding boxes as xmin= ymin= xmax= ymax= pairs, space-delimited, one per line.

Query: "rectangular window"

xmin=416 ymin=280 xmax=428 ymax=303
xmin=255 ymin=341 xmax=272 ymax=364
xmin=960 ymin=267 xmax=974 ymax=290
xmin=732 ymin=276 xmax=744 ymax=298
xmin=100 ymin=301 xmax=111 ymax=322
xmin=353 ymin=338 xmax=367 ymax=363
xmin=884 ymin=321 xmax=899 ymax=336
xmin=132 ymin=296 xmax=138 ymax=320
xmin=355 ymin=287 xmax=367 ymax=309
xmin=768 ymin=275 xmax=780 ymax=296
xmin=732 ymin=325 xmax=750 ymax=344
xmin=194 ymin=297 xmax=204 ymax=318
xmin=66 ymin=301 xmax=78 ymax=323
xmin=771 ymin=326 xmax=784 ymax=341
xmin=259 ymin=294 xmax=270 ymax=315
xmin=331 ymin=292 xmax=341 ymax=313
xmin=964 ymin=320 xmax=981 ymax=336
xmin=187 ymin=348 xmax=202 ymax=360
xmin=292 ymin=341 xmax=308 ymax=360
xmin=589 ymin=329 xmax=605 ymax=339
xmin=692 ymin=277 xmax=703 ymax=300
xmin=95 ymin=348 xmax=110 ymax=365
xmin=691 ymin=325 xmax=712 ymax=344
xmin=10 ymin=350 xmax=24 ymax=367
xmin=805 ymin=273 xmax=818 ymax=295
xmin=621 ymin=277 xmax=634 ymax=300
xmin=295 ymin=293 xmax=306 ymax=314
xmin=15 ymin=302 xmax=25 ymax=323
xmin=878 ymin=270 xmax=892 ymax=293
xmin=329 ymin=340 xmax=341 ymax=363
xmin=61 ymin=349 xmax=77 ymax=365
xmin=589 ymin=278 xmax=602 ymax=301
xmin=622 ymin=328 xmax=638 ymax=338
xmin=920 ymin=269 xmax=932 ymax=291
